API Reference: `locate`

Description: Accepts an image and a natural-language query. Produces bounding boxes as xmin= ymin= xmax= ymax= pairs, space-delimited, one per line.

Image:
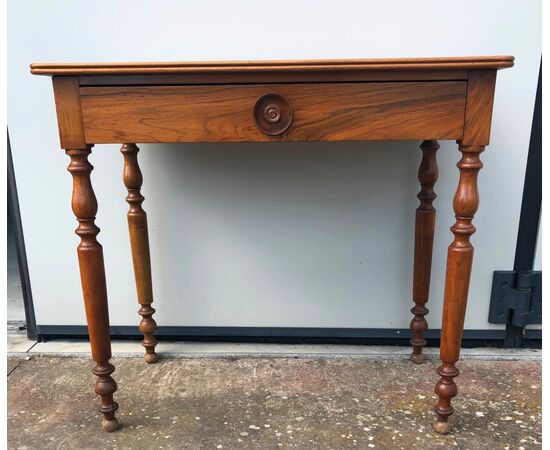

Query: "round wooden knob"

xmin=253 ymin=94 xmax=293 ymax=135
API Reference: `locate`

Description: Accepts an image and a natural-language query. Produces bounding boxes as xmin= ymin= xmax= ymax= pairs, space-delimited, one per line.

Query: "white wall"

xmin=8 ymin=1 xmax=541 ymax=330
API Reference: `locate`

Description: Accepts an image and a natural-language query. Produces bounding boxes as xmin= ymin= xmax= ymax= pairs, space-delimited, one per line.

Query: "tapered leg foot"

xmin=93 ymin=361 xmax=119 ymax=431
xmin=410 ymin=305 xmax=428 ymax=364
xmin=433 ymin=363 xmax=458 ymax=433
xmin=139 ymin=304 xmax=158 ymax=364
xmin=144 ymin=351 xmax=159 ymax=364
xmin=102 ymin=418 xmax=120 ymax=432
xmin=433 ymin=420 xmax=451 ymax=434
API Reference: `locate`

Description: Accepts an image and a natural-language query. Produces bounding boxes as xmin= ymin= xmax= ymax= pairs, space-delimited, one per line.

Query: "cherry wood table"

xmin=32 ymin=56 xmax=513 ymax=434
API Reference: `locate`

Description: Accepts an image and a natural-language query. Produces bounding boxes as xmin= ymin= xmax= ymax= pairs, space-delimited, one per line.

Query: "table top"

xmin=30 ymin=56 xmax=514 ymax=76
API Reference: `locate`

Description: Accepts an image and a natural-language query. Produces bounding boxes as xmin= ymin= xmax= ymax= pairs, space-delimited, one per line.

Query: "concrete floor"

xmin=7 ymin=355 xmax=541 ymax=450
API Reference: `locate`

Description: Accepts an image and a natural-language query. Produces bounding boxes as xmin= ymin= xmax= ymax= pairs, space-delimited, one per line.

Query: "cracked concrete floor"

xmin=7 ymin=356 xmax=541 ymax=449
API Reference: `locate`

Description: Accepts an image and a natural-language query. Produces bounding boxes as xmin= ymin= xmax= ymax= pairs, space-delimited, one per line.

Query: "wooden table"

xmin=31 ymin=56 xmax=514 ymax=434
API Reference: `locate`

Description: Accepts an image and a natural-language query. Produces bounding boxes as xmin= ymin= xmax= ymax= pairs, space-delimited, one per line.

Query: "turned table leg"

xmin=121 ymin=144 xmax=159 ymax=363
xmin=433 ymin=143 xmax=485 ymax=434
xmin=410 ymin=140 xmax=439 ymax=364
xmin=67 ymin=147 xmax=119 ymax=432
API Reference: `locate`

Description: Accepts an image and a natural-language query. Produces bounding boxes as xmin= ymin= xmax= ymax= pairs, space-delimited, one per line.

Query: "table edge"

xmin=30 ymin=56 xmax=515 ymax=76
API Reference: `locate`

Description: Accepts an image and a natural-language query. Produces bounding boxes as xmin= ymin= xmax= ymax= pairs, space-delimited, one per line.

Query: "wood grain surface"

xmin=462 ymin=70 xmax=497 ymax=145
xmin=52 ymin=77 xmax=86 ymax=148
xmin=80 ymin=82 xmax=467 ymax=143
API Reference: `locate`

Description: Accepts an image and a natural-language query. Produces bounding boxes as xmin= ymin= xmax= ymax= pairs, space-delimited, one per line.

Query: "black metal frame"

xmin=36 ymin=325 xmax=542 ymax=348
xmin=503 ymin=62 xmax=542 ymax=347
xmin=7 ymin=132 xmax=37 ymax=339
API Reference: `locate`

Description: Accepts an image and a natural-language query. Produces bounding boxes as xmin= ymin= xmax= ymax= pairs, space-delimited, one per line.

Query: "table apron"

xmin=78 ymin=82 xmax=467 ymax=144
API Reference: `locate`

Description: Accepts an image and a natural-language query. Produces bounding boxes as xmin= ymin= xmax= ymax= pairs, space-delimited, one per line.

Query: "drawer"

xmin=80 ymin=82 xmax=467 ymax=143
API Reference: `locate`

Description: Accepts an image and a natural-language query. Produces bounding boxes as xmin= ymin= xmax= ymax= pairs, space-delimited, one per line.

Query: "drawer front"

xmin=80 ymin=82 xmax=467 ymax=143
